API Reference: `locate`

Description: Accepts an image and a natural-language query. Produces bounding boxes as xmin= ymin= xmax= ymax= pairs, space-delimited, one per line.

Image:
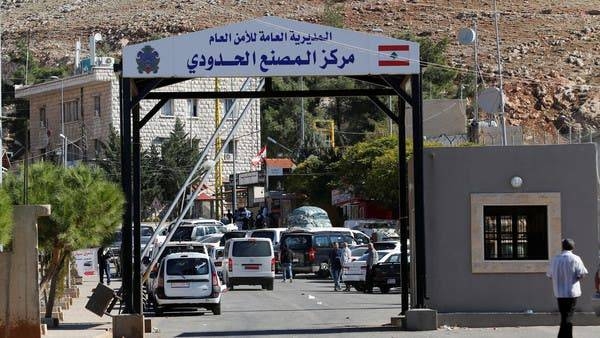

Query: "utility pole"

xmin=493 ymin=0 xmax=507 ymax=145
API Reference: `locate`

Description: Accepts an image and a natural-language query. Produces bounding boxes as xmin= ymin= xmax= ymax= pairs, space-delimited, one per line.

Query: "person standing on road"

xmin=547 ymin=238 xmax=588 ymax=338
xmin=329 ymin=242 xmax=343 ymax=291
xmin=280 ymin=244 xmax=294 ymax=283
xmin=226 ymin=209 xmax=233 ymax=224
xmin=364 ymin=243 xmax=378 ymax=293
xmin=97 ymin=246 xmax=111 ymax=285
xmin=341 ymin=242 xmax=352 ymax=291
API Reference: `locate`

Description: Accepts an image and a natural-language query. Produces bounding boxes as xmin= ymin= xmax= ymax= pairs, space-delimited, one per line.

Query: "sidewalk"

xmin=43 ymin=275 xmax=116 ymax=338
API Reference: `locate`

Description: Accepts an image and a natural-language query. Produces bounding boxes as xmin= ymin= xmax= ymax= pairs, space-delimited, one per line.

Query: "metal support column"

xmin=119 ymin=77 xmax=133 ymax=313
xmin=397 ymin=97 xmax=409 ymax=314
xmin=411 ymin=72 xmax=426 ymax=308
xmin=132 ymin=104 xmax=142 ymax=314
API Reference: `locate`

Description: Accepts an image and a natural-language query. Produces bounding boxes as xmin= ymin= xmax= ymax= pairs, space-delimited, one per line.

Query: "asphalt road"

xmin=147 ymin=274 xmax=600 ymax=338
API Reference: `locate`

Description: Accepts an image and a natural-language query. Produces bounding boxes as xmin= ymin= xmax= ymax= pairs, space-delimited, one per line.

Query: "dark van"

xmin=279 ymin=229 xmax=356 ymax=277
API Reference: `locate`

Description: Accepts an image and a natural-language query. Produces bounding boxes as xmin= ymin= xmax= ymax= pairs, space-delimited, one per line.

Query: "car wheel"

xmin=379 ymin=286 xmax=390 ymax=294
xmin=354 ymin=283 xmax=365 ymax=292
xmin=226 ymin=281 xmax=234 ymax=290
xmin=211 ymin=303 xmax=221 ymax=315
xmin=266 ymin=280 xmax=274 ymax=291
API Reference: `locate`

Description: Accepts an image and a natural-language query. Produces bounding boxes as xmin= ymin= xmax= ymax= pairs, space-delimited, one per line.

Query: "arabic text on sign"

xmin=186 ymin=49 xmax=355 ymax=74
xmin=208 ymin=30 xmax=333 ymax=46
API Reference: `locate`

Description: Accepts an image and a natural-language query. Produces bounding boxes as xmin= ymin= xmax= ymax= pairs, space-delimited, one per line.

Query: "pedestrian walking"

xmin=547 ymin=238 xmax=588 ymax=338
xmin=226 ymin=209 xmax=233 ymax=224
xmin=341 ymin=242 xmax=352 ymax=291
xmin=364 ymin=242 xmax=378 ymax=293
xmin=97 ymin=246 xmax=111 ymax=285
xmin=329 ymin=242 xmax=343 ymax=291
xmin=280 ymin=244 xmax=294 ymax=283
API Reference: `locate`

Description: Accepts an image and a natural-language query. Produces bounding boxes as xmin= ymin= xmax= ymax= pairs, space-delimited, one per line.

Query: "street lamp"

xmin=266 ymin=136 xmax=294 ymax=156
xmin=50 ymin=76 xmax=65 ymax=166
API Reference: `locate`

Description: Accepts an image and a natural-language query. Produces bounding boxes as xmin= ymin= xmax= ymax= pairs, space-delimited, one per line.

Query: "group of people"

xmin=328 ymin=242 xmax=378 ymax=292
xmin=221 ymin=206 xmax=273 ymax=230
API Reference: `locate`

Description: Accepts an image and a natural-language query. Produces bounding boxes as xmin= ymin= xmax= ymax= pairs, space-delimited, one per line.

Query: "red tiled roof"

xmin=264 ymin=158 xmax=294 ymax=168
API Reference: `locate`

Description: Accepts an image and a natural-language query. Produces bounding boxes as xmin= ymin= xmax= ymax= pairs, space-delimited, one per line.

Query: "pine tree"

xmin=2 ymin=162 xmax=125 ymax=319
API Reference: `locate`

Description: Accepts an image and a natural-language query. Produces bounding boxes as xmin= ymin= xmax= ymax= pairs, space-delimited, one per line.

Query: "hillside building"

xmin=15 ymin=64 xmax=262 ymax=217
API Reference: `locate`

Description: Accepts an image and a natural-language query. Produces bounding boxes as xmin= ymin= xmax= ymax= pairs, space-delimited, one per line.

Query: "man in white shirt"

xmin=547 ymin=238 xmax=588 ymax=338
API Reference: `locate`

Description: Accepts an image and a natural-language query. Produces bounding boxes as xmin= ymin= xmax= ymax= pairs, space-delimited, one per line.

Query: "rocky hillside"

xmin=2 ymin=0 xmax=599 ymax=136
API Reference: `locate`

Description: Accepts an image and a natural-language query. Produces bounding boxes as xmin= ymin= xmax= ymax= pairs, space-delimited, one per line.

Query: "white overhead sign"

xmin=123 ymin=16 xmax=420 ymax=78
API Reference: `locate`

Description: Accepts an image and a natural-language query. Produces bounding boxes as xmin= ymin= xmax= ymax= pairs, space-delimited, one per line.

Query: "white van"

xmin=222 ymin=238 xmax=275 ymax=290
xmin=148 ymin=252 xmax=223 ymax=315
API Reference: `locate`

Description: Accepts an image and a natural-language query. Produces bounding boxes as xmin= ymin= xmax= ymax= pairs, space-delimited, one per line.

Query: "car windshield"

xmin=373 ymin=242 xmax=398 ymax=250
xmin=232 ymin=241 xmax=271 ymax=257
xmin=166 ymin=258 xmax=209 ymax=275
xmin=251 ymin=231 xmax=275 ymax=242
xmin=351 ymin=247 xmax=368 ymax=257
xmin=199 ymin=235 xmax=222 ymax=244
xmin=159 ymin=245 xmax=206 ymax=262
xmin=283 ymin=235 xmax=310 ymax=250
xmin=171 ymin=227 xmax=194 ymax=241
xmin=141 ymin=226 xmax=154 ymax=237
xmin=357 ymin=250 xmax=389 ymax=262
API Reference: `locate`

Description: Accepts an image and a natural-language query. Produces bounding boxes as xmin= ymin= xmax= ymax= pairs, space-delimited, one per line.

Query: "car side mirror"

xmin=149 ymin=271 xmax=157 ymax=279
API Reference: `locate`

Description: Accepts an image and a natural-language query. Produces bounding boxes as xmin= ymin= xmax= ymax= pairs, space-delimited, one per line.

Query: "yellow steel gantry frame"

xmin=214 ymin=78 xmax=223 ymax=219
xmin=313 ymin=119 xmax=335 ymax=148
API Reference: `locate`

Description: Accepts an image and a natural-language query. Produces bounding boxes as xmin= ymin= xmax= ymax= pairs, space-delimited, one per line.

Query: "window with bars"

xmin=483 ymin=206 xmax=548 ymax=260
xmin=94 ymin=95 xmax=101 ymax=117
xmin=63 ymin=99 xmax=80 ymax=122
xmin=39 ymin=106 xmax=47 ymax=128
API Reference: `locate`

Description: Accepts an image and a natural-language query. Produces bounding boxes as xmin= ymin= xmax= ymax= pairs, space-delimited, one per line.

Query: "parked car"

xmin=221 ymin=238 xmax=275 ymax=290
xmin=248 ymin=228 xmax=287 ymax=248
xmin=143 ymin=241 xmax=208 ymax=288
xmin=147 ymin=252 xmax=224 ymax=315
xmin=349 ymin=245 xmax=369 ymax=261
xmin=249 ymin=228 xmax=288 ymax=273
xmin=343 ymin=250 xmax=399 ymax=292
xmin=279 ymin=229 xmax=356 ymax=277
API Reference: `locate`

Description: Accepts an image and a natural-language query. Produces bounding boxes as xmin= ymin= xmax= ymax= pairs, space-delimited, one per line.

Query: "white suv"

xmin=222 ymin=238 xmax=275 ymax=290
xmin=148 ymin=252 xmax=224 ymax=315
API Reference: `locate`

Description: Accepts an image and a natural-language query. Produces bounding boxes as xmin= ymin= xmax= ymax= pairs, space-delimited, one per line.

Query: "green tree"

xmin=158 ymin=118 xmax=201 ymax=213
xmin=3 ymin=162 xmax=125 ymax=319
xmin=97 ymin=128 xmax=122 ymax=183
xmin=141 ymin=144 xmax=163 ymax=219
xmin=0 ymin=190 xmax=13 ymax=247
xmin=397 ymin=33 xmax=458 ymax=99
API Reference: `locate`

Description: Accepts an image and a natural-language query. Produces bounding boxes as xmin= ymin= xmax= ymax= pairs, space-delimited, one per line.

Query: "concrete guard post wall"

xmin=0 ymin=205 xmax=51 ymax=338
xmin=422 ymin=144 xmax=599 ymax=313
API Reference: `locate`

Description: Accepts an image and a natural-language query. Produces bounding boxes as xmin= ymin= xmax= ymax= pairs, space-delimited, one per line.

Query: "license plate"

xmin=387 ymin=278 xmax=396 ymax=284
xmin=171 ymin=282 xmax=190 ymax=288
xmin=244 ymin=264 xmax=260 ymax=270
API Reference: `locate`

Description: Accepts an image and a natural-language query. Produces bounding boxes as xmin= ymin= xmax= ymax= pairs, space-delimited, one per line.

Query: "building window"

xmin=161 ymin=100 xmax=173 ymax=117
xmin=39 ymin=106 xmax=47 ymax=128
xmin=222 ymin=139 xmax=236 ymax=162
xmin=222 ymin=98 xmax=236 ymax=118
xmin=63 ymin=99 xmax=80 ymax=122
xmin=470 ymin=193 xmax=561 ymax=273
xmin=187 ymin=99 xmax=198 ymax=117
xmin=93 ymin=95 xmax=101 ymax=117
xmin=94 ymin=139 xmax=103 ymax=160
xmin=483 ymin=206 xmax=548 ymax=260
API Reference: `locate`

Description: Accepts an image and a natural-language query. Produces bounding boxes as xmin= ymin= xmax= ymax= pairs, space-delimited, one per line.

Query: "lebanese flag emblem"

xmin=378 ymin=45 xmax=410 ymax=67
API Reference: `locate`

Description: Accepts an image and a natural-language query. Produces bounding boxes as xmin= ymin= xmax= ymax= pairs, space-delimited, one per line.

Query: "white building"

xmin=15 ymin=64 xmax=262 ymax=216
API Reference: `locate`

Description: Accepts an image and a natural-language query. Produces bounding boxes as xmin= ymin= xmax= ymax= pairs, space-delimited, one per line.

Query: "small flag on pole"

xmin=378 ymin=45 xmax=410 ymax=67
xmin=250 ymin=145 xmax=267 ymax=169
